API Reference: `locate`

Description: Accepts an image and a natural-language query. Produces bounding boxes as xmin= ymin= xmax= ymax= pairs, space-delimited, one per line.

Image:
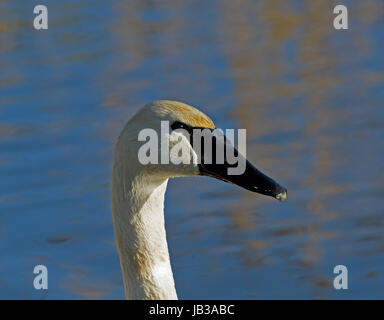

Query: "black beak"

xmin=196 ymin=131 xmax=287 ymax=201
xmin=199 ymin=159 xmax=287 ymax=201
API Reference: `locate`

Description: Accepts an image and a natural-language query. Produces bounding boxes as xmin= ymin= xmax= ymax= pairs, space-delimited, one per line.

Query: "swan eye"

xmin=171 ymin=121 xmax=191 ymax=133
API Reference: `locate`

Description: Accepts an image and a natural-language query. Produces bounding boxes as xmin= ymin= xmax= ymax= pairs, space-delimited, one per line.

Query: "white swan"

xmin=111 ymin=100 xmax=287 ymax=299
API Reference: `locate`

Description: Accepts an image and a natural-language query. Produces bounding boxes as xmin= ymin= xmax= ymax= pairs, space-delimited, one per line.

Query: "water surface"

xmin=0 ymin=0 xmax=384 ymax=299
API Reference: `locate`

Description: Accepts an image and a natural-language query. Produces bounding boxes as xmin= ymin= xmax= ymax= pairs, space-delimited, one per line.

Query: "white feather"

xmin=111 ymin=101 xmax=208 ymax=299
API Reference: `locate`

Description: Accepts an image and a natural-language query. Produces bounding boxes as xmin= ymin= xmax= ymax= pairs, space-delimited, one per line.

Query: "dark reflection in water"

xmin=0 ymin=0 xmax=383 ymax=299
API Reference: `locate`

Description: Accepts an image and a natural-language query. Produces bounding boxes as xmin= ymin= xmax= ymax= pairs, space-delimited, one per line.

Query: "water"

xmin=0 ymin=0 xmax=383 ymax=299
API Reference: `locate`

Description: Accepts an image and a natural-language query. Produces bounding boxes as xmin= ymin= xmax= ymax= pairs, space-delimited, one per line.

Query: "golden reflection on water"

xmin=215 ymin=0 xmax=384 ymax=297
xmin=1 ymin=0 xmax=383 ymax=299
xmin=102 ymin=0 xmax=384 ymax=298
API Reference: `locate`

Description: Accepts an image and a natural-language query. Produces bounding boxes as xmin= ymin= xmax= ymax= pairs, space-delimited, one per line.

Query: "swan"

xmin=111 ymin=100 xmax=287 ymax=299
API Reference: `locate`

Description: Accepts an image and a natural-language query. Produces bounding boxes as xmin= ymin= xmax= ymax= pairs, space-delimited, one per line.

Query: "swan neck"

xmin=111 ymin=160 xmax=177 ymax=300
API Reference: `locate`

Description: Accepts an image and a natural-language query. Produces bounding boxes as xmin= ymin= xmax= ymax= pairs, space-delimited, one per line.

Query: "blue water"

xmin=0 ymin=0 xmax=384 ymax=299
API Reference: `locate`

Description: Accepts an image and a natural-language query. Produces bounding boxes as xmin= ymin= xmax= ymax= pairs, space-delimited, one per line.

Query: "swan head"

xmin=116 ymin=100 xmax=287 ymax=201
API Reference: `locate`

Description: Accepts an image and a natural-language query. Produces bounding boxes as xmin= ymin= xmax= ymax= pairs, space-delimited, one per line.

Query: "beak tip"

xmin=275 ymin=189 xmax=288 ymax=202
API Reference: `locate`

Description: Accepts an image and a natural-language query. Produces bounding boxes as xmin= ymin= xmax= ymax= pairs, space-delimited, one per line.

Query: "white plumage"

xmin=111 ymin=100 xmax=287 ymax=299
